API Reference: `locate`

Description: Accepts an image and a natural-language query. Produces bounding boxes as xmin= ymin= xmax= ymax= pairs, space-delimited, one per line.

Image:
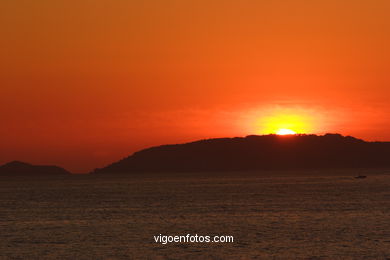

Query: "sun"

xmin=261 ymin=113 xmax=307 ymax=135
xmin=276 ymin=128 xmax=296 ymax=135
xmin=250 ymin=107 xmax=319 ymax=135
xmin=246 ymin=106 xmax=326 ymax=136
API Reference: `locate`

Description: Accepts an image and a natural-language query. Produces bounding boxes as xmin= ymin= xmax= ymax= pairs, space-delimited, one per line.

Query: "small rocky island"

xmin=0 ymin=161 xmax=70 ymax=175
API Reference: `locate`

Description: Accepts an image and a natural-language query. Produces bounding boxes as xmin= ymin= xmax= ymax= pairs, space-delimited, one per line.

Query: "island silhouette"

xmin=0 ymin=161 xmax=70 ymax=175
xmin=92 ymin=133 xmax=390 ymax=174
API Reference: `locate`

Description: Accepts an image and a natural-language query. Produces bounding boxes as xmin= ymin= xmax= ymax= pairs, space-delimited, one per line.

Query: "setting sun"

xmin=250 ymin=107 xmax=321 ymax=136
xmin=276 ymin=129 xmax=296 ymax=135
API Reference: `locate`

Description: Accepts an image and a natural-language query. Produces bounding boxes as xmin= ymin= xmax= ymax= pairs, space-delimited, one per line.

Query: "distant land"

xmin=0 ymin=161 xmax=70 ymax=175
xmin=93 ymin=134 xmax=390 ymax=174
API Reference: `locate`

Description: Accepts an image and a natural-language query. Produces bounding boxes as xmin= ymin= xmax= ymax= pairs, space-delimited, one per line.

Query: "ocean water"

xmin=0 ymin=171 xmax=389 ymax=259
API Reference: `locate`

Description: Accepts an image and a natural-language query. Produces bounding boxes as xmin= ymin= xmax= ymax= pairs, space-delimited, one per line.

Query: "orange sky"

xmin=1 ymin=0 xmax=390 ymax=172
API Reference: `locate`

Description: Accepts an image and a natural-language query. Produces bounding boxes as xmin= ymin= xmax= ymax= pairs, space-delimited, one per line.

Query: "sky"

xmin=1 ymin=0 xmax=390 ymax=172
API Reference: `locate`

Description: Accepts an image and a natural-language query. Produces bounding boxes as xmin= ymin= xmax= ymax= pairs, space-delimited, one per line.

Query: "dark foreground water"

xmin=0 ymin=170 xmax=390 ymax=259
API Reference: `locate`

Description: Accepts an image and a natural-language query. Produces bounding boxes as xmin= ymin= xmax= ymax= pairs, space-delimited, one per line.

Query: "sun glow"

xmin=250 ymin=107 xmax=321 ymax=135
xmin=261 ymin=113 xmax=309 ymax=135
xmin=276 ymin=128 xmax=296 ymax=135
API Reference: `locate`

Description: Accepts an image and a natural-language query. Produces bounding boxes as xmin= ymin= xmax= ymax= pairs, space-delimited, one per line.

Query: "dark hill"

xmin=92 ymin=134 xmax=390 ymax=174
xmin=0 ymin=161 xmax=70 ymax=175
